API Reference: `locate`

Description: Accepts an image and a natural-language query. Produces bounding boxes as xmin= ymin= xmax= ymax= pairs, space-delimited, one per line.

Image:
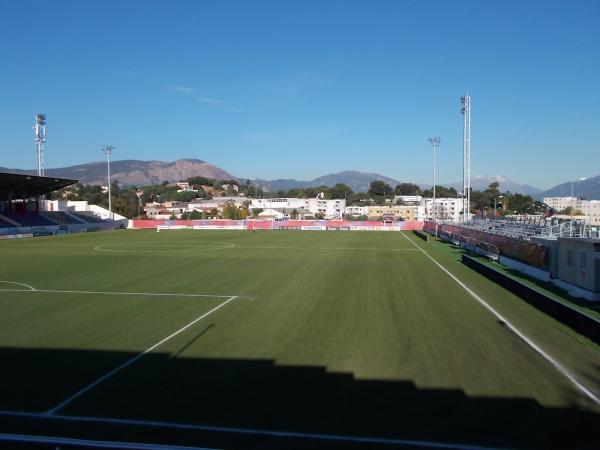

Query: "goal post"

xmin=156 ymin=224 xmax=188 ymax=232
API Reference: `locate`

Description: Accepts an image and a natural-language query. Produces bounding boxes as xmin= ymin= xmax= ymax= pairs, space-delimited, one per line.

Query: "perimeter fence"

xmin=132 ymin=219 xmax=424 ymax=232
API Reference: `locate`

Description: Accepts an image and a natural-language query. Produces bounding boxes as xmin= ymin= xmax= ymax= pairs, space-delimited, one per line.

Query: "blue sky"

xmin=0 ymin=0 xmax=598 ymax=189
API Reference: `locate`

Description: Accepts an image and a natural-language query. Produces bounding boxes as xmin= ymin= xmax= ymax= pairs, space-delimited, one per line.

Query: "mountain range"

xmin=253 ymin=171 xmax=405 ymax=194
xmin=534 ymin=176 xmax=600 ymax=200
xmin=0 ymin=159 xmax=236 ymax=187
xmin=1 ymin=158 xmax=598 ymax=200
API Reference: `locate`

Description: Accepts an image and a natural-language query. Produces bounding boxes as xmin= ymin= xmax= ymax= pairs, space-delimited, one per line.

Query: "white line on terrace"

xmin=400 ymin=232 xmax=600 ymax=406
xmin=0 ymin=411 xmax=511 ymax=450
xmin=0 ymin=432 xmax=215 ymax=450
xmin=46 ymin=295 xmax=239 ymax=414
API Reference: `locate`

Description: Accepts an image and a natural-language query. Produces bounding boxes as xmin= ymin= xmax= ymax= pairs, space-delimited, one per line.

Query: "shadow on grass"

xmin=0 ymin=347 xmax=598 ymax=449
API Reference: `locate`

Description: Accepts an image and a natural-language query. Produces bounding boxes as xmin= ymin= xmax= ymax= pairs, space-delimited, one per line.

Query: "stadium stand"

xmin=0 ymin=172 xmax=78 ymax=234
xmin=71 ymin=212 xmax=106 ymax=223
xmin=0 ymin=216 xmax=17 ymax=228
xmin=40 ymin=211 xmax=85 ymax=225
xmin=455 ymin=217 xmax=586 ymax=240
xmin=2 ymin=211 xmax=58 ymax=227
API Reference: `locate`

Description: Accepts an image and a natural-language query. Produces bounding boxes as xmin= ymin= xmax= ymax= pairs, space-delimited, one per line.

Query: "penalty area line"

xmin=46 ymin=295 xmax=239 ymax=415
xmin=400 ymin=232 xmax=600 ymax=406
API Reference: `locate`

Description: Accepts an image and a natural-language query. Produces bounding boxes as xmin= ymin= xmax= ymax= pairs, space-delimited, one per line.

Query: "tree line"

xmin=48 ymin=176 xmax=546 ymax=218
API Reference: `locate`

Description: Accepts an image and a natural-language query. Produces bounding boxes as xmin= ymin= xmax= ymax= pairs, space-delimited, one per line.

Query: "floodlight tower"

xmin=428 ymin=137 xmax=441 ymax=236
xmin=461 ymin=94 xmax=471 ymax=222
xmin=33 ymin=114 xmax=47 ymax=176
xmin=102 ymin=145 xmax=115 ymax=220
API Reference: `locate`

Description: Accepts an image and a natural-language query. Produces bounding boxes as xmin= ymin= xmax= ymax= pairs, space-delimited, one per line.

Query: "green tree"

xmin=560 ymin=206 xmax=584 ymax=216
xmin=222 ymin=203 xmax=241 ymax=219
xmin=290 ymin=208 xmax=299 ymax=219
xmin=394 ymin=183 xmax=421 ymax=196
xmin=421 ymin=186 xmax=458 ymax=198
xmin=369 ymin=180 xmax=393 ymax=196
xmin=330 ymin=183 xmax=353 ymax=199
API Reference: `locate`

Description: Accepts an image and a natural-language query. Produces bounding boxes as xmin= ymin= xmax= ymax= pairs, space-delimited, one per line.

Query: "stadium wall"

xmin=131 ymin=219 xmax=424 ymax=231
xmin=461 ymin=254 xmax=600 ymax=344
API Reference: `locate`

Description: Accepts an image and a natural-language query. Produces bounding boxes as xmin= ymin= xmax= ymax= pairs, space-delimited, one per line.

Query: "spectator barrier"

xmin=461 ymin=254 xmax=600 ymax=344
xmin=413 ymin=230 xmax=429 ymax=241
xmin=132 ymin=219 xmax=424 ymax=232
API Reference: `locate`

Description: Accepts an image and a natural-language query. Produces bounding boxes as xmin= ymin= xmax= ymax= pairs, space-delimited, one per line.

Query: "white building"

xmin=394 ymin=195 xmax=422 ymax=205
xmin=345 ymin=206 xmax=368 ymax=217
xmin=580 ymin=201 xmax=600 ymax=226
xmin=543 ymin=197 xmax=578 ymax=212
xmin=421 ymin=198 xmax=462 ymax=222
xmin=176 ymin=182 xmax=198 ymax=193
xmin=250 ymin=197 xmax=345 ymax=219
xmin=544 ymin=197 xmax=600 ymax=226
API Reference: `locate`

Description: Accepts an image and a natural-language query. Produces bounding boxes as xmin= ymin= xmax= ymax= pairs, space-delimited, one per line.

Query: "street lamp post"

xmin=494 ymin=195 xmax=504 ymax=217
xmin=135 ymin=189 xmax=144 ymax=217
xmin=102 ymin=145 xmax=115 ymax=220
xmin=428 ymin=137 xmax=441 ymax=236
xmin=571 ymin=177 xmax=587 ymax=219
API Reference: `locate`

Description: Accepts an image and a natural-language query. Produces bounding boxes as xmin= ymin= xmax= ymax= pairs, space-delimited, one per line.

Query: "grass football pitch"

xmin=0 ymin=229 xmax=598 ymax=449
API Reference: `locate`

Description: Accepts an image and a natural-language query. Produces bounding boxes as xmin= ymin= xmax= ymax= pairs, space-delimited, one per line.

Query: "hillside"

xmin=536 ymin=175 xmax=600 ymax=200
xmin=5 ymin=158 xmax=584 ymax=199
xmin=0 ymin=159 xmax=236 ymax=187
xmin=253 ymin=171 xmax=404 ymax=193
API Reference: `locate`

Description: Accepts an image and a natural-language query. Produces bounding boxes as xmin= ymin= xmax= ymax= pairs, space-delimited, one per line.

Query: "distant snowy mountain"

xmin=448 ymin=175 xmax=542 ymax=196
xmin=536 ymin=175 xmax=600 ymax=200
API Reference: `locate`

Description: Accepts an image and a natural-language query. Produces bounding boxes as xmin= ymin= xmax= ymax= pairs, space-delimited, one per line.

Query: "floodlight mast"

xmin=428 ymin=137 xmax=441 ymax=236
xmin=102 ymin=145 xmax=115 ymax=220
xmin=34 ymin=114 xmax=47 ymax=176
xmin=461 ymin=94 xmax=471 ymax=222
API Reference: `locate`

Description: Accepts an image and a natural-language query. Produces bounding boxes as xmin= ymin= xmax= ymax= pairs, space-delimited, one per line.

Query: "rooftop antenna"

xmin=461 ymin=94 xmax=471 ymax=222
xmin=34 ymin=114 xmax=46 ymax=176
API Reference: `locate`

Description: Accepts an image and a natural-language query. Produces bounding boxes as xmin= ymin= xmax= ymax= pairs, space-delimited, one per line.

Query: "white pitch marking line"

xmin=234 ymin=246 xmax=420 ymax=251
xmin=0 ymin=281 xmax=36 ymax=291
xmin=93 ymin=241 xmax=235 ymax=253
xmin=0 ymin=287 xmax=234 ymax=299
xmin=400 ymin=232 xmax=600 ymax=406
xmin=0 ymin=410 xmax=511 ymax=450
xmin=46 ymin=295 xmax=239 ymax=415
